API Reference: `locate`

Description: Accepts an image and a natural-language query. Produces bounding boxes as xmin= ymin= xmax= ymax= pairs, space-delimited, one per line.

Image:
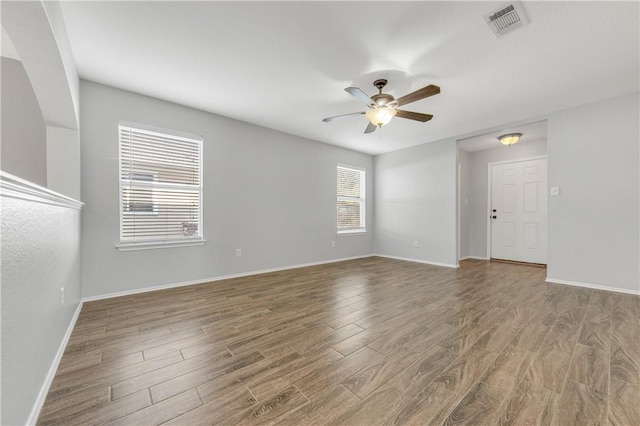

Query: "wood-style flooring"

xmin=38 ymin=257 xmax=640 ymax=425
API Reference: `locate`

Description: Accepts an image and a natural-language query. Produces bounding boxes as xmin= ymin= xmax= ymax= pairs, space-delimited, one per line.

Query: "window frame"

xmin=336 ymin=163 xmax=366 ymax=235
xmin=116 ymin=122 xmax=205 ymax=251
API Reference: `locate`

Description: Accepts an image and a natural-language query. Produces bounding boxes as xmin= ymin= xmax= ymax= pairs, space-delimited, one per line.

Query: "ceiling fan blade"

xmin=395 ymin=110 xmax=434 ymax=122
xmin=364 ymin=122 xmax=377 ymax=133
xmin=395 ymin=84 xmax=440 ymax=107
xmin=322 ymin=111 xmax=365 ymax=122
xmin=345 ymin=87 xmax=375 ymax=107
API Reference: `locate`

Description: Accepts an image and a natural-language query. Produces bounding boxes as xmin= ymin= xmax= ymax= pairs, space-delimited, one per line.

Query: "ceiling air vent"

xmin=484 ymin=2 xmax=529 ymax=36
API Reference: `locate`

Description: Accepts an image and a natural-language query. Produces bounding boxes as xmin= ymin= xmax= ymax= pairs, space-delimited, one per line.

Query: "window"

xmin=118 ymin=123 xmax=203 ymax=250
xmin=337 ymin=165 xmax=365 ymax=234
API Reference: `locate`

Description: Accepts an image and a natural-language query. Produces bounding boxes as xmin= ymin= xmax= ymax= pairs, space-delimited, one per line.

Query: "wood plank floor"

xmin=38 ymin=257 xmax=640 ymax=425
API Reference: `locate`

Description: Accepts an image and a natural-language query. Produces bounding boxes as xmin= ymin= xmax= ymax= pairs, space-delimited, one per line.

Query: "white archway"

xmin=2 ymin=0 xmax=81 ymax=199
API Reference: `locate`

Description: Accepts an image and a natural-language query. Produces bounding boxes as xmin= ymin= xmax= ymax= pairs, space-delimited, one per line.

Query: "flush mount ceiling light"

xmin=498 ymin=132 xmax=522 ymax=146
xmin=365 ymin=106 xmax=397 ymax=127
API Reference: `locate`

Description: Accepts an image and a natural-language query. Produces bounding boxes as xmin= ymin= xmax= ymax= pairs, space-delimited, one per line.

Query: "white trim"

xmin=83 ymin=254 xmax=375 ymax=302
xmin=487 ymin=155 xmax=548 ymax=168
xmin=0 ymin=171 xmax=83 ymax=209
xmin=546 ymin=277 xmax=640 ymax=296
xmin=337 ymin=163 xmax=366 ymax=173
xmin=116 ymin=239 xmax=207 ymax=251
xmin=27 ymin=301 xmax=84 ymax=425
xmin=118 ymin=120 xmax=203 ymax=142
xmin=460 ymin=256 xmax=490 ymax=261
xmin=373 ymin=254 xmax=459 ymax=269
xmin=336 ymin=230 xmax=367 ymax=236
xmin=457 ymin=159 xmax=461 ymax=263
xmin=486 ymin=162 xmax=491 ymax=259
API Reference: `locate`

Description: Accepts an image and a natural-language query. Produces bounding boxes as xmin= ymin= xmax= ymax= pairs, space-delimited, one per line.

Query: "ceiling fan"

xmin=322 ymin=79 xmax=440 ymax=133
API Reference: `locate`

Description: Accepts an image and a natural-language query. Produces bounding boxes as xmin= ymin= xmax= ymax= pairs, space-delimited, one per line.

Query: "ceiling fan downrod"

xmin=371 ymin=79 xmax=395 ymax=107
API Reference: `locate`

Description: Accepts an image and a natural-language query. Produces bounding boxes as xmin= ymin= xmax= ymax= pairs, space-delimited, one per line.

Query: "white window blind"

xmin=119 ymin=124 xmax=203 ymax=247
xmin=337 ymin=165 xmax=365 ymax=234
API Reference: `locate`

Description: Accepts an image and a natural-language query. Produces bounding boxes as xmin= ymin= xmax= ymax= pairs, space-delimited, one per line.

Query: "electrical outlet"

xmin=236 ymin=248 xmax=242 ymax=257
xmin=331 ymin=240 xmax=336 ymax=248
xmin=60 ymin=287 xmax=65 ymax=307
xmin=413 ymin=240 xmax=419 ymax=248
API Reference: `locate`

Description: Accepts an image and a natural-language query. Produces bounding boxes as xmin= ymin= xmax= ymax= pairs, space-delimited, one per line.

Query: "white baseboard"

xmin=83 ymin=254 xmax=376 ymax=302
xmin=459 ymin=256 xmax=490 ymax=261
xmin=546 ymin=277 xmax=640 ymax=296
xmin=373 ymin=254 xmax=459 ymax=269
xmin=27 ymin=300 xmax=84 ymax=425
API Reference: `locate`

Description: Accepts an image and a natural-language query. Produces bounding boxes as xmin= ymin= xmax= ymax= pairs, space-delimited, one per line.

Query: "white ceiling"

xmin=59 ymin=1 xmax=639 ymax=155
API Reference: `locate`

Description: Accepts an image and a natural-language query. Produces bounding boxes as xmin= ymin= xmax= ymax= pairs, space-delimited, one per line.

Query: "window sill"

xmin=337 ymin=230 xmax=367 ymax=236
xmin=116 ymin=239 xmax=206 ymax=251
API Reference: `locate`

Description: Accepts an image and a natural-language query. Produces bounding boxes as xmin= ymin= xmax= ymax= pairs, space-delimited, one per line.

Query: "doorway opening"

xmin=456 ymin=120 xmax=548 ymax=264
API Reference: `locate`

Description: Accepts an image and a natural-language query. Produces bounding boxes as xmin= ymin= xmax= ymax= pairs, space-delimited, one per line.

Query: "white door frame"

xmin=486 ymin=155 xmax=548 ymax=259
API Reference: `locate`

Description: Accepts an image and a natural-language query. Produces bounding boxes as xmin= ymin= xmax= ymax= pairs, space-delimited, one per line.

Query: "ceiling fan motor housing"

xmin=371 ymin=79 xmax=396 ymax=107
xmin=372 ymin=93 xmax=395 ymax=107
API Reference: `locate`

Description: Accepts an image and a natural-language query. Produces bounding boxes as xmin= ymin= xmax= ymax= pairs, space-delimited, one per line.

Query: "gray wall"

xmin=458 ymin=149 xmax=471 ymax=260
xmin=1 ymin=4 xmax=83 ymax=424
xmin=46 ymin=125 xmax=81 ymax=200
xmin=464 ymin=139 xmax=548 ymax=258
xmin=1 ymin=195 xmax=82 ymax=426
xmin=547 ymin=93 xmax=639 ymax=292
xmin=1 ymin=57 xmax=47 ymax=186
xmin=374 ymin=138 xmax=458 ymax=267
xmin=80 ymin=80 xmax=374 ymax=298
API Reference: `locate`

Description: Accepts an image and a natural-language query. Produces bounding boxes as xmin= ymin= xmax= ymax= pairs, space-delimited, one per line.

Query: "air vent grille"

xmin=484 ymin=3 xmax=529 ymax=36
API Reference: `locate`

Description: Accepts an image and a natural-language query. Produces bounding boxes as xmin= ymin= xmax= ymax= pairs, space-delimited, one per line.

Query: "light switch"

xmin=550 ymin=186 xmax=560 ymax=196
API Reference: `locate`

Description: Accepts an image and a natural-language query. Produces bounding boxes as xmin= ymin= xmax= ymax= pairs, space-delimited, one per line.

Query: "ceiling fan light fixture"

xmin=498 ymin=132 xmax=522 ymax=146
xmin=323 ymin=79 xmax=440 ymax=133
xmin=365 ymin=106 xmax=397 ymax=127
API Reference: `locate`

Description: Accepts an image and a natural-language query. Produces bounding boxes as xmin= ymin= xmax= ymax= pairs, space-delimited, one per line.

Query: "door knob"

xmin=492 ymin=215 xmax=497 ymax=219
xmin=492 ymin=209 xmax=497 ymax=212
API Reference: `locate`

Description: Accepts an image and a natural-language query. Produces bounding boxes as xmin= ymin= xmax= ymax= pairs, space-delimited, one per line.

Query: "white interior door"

xmin=490 ymin=158 xmax=547 ymax=264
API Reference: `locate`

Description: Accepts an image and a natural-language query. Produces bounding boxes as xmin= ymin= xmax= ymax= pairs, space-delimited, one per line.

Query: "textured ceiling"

xmin=59 ymin=1 xmax=639 ymax=155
